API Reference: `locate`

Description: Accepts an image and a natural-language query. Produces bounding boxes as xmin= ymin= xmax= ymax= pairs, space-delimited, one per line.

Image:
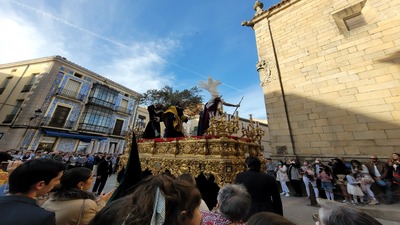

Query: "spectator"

xmin=86 ymin=154 xmax=94 ymax=169
xmin=0 ymin=152 xmax=13 ymax=182
xmin=365 ymin=155 xmax=393 ymax=204
xmin=319 ymin=166 xmax=335 ymax=201
xmin=350 ymin=160 xmax=378 ymax=205
xmin=29 ymin=151 xmax=36 ymax=159
xmin=69 ymin=153 xmax=78 ymax=169
xmin=266 ymin=158 xmax=276 ymax=178
xmin=62 ymin=152 xmax=71 ymax=167
xmin=52 ymin=151 xmax=63 ymax=163
xmin=316 ymin=200 xmax=381 ymax=225
xmin=92 ymin=153 xmax=101 ymax=175
xmin=77 ymin=154 xmax=88 ymax=167
xmin=92 ymin=154 xmax=113 ymax=196
xmin=201 ymin=184 xmax=251 ymax=224
xmin=275 ymin=160 xmax=290 ymax=197
xmin=89 ymin=174 xmax=202 ymax=225
xmin=235 ymin=156 xmax=283 ymax=221
xmin=42 ymin=167 xmax=112 ymax=225
xmin=41 ymin=151 xmax=51 ymax=159
xmin=0 ymin=158 xmax=65 ymax=225
xmin=389 ymin=153 xmax=400 ymax=185
xmin=345 ymin=173 xmax=365 ymax=205
xmin=0 ymin=160 xmax=24 ymax=196
xmin=177 ymin=173 xmax=209 ymax=211
xmin=288 ymin=159 xmax=302 ymax=197
xmin=329 ymin=158 xmax=351 ymax=204
xmin=312 ymin=158 xmax=326 ymax=199
xmin=301 ymin=160 xmax=319 ymax=199
xmin=20 ymin=151 xmax=32 ymax=161
xmin=12 ymin=150 xmax=23 ymax=161
xmin=247 ymin=212 xmax=297 ymax=225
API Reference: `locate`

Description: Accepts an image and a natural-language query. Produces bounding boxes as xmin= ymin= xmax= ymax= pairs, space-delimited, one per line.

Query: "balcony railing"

xmin=116 ymin=106 xmax=129 ymax=114
xmin=110 ymin=128 xmax=126 ymax=136
xmin=2 ymin=114 xmax=16 ymax=124
xmin=21 ymin=84 xmax=33 ymax=92
xmin=56 ymin=88 xmax=85 ymax=101
xmin=78 ymin=123 xmax=109 ymax=134
xmin=87 ymin=97 xmax=115 ymax=109
xmin=41 ymin=117 xmax=76 ymax=129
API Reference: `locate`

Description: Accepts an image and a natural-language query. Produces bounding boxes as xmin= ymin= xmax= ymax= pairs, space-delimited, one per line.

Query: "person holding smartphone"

xmin=43 ymin=167 xmax=113 ymax=225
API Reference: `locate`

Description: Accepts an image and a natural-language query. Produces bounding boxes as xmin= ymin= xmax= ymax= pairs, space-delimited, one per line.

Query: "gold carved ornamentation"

xmin=125 ymin=114 xmax=266 ymax=187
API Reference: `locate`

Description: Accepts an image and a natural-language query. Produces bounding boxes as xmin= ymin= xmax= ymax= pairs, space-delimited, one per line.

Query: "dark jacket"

xmin=96 ymin=158 xmax=112 ymax=177
xmin=235 ymin=169 xmax=283 ymax=220
xmin=93 ymin=155 xmax=101 ymax=165
xmin=365 ymin=161 xmax=391 ymax=180
xmin=0 ymin=195 xmax=56 ymax=225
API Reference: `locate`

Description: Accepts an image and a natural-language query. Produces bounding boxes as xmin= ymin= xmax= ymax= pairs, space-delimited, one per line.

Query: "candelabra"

xmin=205 ymin=111 xmax=239 ymax=137
xmin=241 ymin=114 xmax=265 ymax=143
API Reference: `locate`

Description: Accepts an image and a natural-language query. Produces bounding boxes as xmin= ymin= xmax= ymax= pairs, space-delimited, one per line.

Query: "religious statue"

xmin=142 ymin=103 xmax=164 ymax=139
xmin=162 ymin=102 xmax=189 ymax=138
xmin=197 ymin=77 xmax=240 ymax=136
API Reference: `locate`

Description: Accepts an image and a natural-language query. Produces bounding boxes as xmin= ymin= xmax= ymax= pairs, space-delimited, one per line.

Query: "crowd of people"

xmin=0 ymin=151 xmax=397 ymax=225
xmin=0 ymin=150 xmax=120 ymax=197
xmin=267 ymin=154 xmax=400 ymax=206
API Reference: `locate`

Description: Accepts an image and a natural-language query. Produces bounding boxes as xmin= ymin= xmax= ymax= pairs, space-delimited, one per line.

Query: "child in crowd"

xmin=346 ymin=173 xmax=365 ymax=205
xmin=319 ymin=166 xmax=335 ymax=201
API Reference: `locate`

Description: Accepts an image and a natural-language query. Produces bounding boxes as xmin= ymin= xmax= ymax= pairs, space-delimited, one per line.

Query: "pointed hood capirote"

xmin=107 ymin=132 xmax=143 ymax=203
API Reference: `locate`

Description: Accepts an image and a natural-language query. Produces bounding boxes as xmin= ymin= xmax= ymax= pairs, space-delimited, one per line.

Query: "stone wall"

xmin=250 ymin=0 xmax=400 ymax=160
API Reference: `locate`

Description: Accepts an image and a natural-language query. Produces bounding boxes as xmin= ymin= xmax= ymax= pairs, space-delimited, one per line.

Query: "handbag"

xmin=77 ymin=199 xmax=86 ymax=225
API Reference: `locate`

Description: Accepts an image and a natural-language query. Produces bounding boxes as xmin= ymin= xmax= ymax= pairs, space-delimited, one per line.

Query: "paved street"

xmin=100 ymin=174 xmax=399 ymax=225
xmin=280 ymin=196 xmax=399 ymax=225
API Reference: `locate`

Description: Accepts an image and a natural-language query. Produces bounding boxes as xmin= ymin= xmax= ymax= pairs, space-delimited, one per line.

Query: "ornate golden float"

xmin=124 ymin=113 xmax=265 ymax=187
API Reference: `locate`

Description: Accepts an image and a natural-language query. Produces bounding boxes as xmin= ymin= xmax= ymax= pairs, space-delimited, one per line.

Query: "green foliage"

xmin=140 ymin=86 xmax=203 ymax=116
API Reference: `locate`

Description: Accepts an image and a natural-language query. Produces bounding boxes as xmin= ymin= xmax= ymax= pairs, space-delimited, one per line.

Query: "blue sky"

xmin=0 ymin=0 xmax=280 ymax=119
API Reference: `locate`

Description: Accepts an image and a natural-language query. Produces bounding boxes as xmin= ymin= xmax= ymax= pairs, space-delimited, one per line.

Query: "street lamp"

xmin=30 ymin=109 xmax=42 ymax=121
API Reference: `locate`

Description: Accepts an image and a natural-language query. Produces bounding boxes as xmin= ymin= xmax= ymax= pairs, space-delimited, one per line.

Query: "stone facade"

xmin=244 ymin=0 xmax=400 ymax=160
xmin=0 ymin=56 xmax=141 ymax=153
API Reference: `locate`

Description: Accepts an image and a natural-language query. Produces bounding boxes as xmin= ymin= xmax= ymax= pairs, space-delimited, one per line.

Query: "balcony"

xmin=2 ymin=114 xmax=16 ymax=124
xmin=78 ymin=123 xmax=109 ymax=134
xmin=56 ymin=88 xmax=85 ymax=101
xmin=21 ymin=84 xmax=33 ymax=92
xmin=110 ymin=128 xmax=126 ymax=136
xmin=41 ymin=117 xmax=76 ymax=129
xmin=87 ymin=97 xmax=115 ymax=109
xmin=116 ymin=106 xmax=129 ymax=114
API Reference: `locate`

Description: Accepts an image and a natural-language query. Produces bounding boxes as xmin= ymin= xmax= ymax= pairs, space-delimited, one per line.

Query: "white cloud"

xmin=0 ymin=9 xmax=64 ymax=62
xmin=99 ymin=40 xmax=180 ymax=93
xmin=0 ymin=1 xmax=179 ymax=94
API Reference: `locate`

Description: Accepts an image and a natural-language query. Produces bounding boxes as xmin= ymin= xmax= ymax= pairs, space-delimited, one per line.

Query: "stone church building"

xmin=243 ymin=0 xmax=400 ymax=160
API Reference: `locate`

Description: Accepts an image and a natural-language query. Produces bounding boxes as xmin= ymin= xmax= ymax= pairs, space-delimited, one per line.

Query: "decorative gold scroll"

xmin=119 ymin=114 xmax=266 ymax=187
xmin=137 ymin=136 xmax=263 ymax=187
